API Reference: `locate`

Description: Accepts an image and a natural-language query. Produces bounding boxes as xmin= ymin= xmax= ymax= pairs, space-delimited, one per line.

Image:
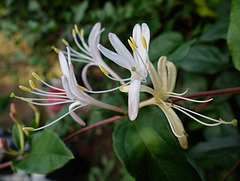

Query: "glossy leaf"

xmin=113 ymin=106 xmax=201 ymax=181
xmin=227 ymin=0 xmax=240 ymax=71
xmin=179 ymin=45 xmax=229 ymax=74
xmin=149 ymin=32 xmax=183 ymax=61
xmin=12 ymin=130 xmax=74 ymax=174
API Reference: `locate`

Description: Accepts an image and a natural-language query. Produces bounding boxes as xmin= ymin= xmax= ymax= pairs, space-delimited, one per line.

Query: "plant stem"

xmin=171 ymin=87 xmax=240 ymax=102
xmin=221 ymin=158 xmax=240 ymax=181
xmin=63 ymin=115 xmax=126 ymax=142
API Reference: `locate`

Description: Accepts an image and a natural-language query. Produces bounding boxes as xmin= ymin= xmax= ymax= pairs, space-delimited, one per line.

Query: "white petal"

xmin=133 ymin=24 xmax=141 ymax=46
xmin=69 ymin=102 xmax=86 ymax=126
xmin=141 ymin=23 xmax=150 ymax=50
xmin=61 ymin=75 xmax=75 ymax=99
xmin=59 ymin=52 xmax=70 ymax=77
xmin=128 ymin=80 xmax=141 ymax=121
xmin=108 ymin=33 xmax=136 ymax=67
xmin=166 ymin=60 xmax=177 ymax=92
xmin=98 ymin=44 xmax=131 ymax=70
xmin=158 ymin=56 xmax=168 ymax=92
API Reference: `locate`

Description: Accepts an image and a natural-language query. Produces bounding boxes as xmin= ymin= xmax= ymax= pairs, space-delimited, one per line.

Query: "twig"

xmin=171 ymin=87 xmax=240 ymax=102
xmin=221 ymin=159 xmax=240 ymax=181
xmin=63 ymin=115 xmax=126 ymax=142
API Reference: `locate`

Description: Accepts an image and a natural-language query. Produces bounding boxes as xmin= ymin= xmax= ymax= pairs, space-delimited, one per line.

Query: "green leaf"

xmin=12 ymin=125 xmax=21 ymax=149
xmin=113 ymin=106 xmax=201 ymax=181
xmin=179 ymin=45 xmax=229 ymax=74
xmin=168 ymin=39 xmax=196 ymax=64
xmin=12 ymin=130 xmax=74 ymax=174
xmin=189 ymin=135 xmax=240 ymax=159
xmin=149 ymin=32 xmax=183 ymax=61
xmin=72 ymin=1 xmax=88 ymax=23
xmin=227 ymin=0 xmax=240 ymax=71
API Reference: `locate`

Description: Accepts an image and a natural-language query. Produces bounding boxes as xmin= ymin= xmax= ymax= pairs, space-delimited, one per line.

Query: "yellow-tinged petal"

xmin=119 ymin=85 xmax=130 ymax=92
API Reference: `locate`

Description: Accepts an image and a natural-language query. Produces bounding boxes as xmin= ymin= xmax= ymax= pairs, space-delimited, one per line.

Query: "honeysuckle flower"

xmin=98 ymin=23 xmax=150 ymax=121
xmin=56 ymin=22 xmax=121 ymax=90
xmin=11 ymin=48 xmax=126 ymax=131
xmin=121 ymin=56 xmax=236 ymax=149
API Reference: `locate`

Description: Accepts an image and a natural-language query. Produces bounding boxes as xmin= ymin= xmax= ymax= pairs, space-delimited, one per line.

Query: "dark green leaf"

xmin=168 ymin=39 xmax=196 ymax=64
xmin=72 ymin=1 xmax=88 ymax=23
xmin=149 ymin=32 xmax=183 ymax=61
xmin=12 ymin=125 xmax=21 ymax=149
xmin=227 ymin=0 xmax=240 ymax=71
xmin=189 ymin=135 xmax=240 ymax=159
xmin=179 ymin=45 xmax=229 ymax=74
xmin=12 ymin=130 xmax=74 ymax=174
xmin=113 ymin=106 xmax=201 ymax=181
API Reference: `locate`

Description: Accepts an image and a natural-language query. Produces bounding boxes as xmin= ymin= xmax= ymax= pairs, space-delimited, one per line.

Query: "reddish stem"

xmin=171 ymin=87 xmax=240 ymax=102
xmin=221 ymin=159 xmax=240 ymax=181
xmin=63 ymin=115 xmax=126 ymax=142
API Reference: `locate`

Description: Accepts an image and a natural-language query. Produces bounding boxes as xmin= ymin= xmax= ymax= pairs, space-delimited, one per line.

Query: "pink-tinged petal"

xmin=141 ymin=23 xmax=150 ymax=50
xmin=69 ymin=102 xmax=86 ymax=126
xmin=59 ymin=52 xmax=70 ymax=77
xmin=88 ymin=22 xmax=103 ymax=61
xmin=61 ymin=75 xmax=75 ymax=99
xmin=82 ymin=63 xmax=95 ymax=91
xmin=98 ymin=44 xmax=131 ymax=70
xmin=128 ymin=80 xmax=141 ymax=121
xmin=108 ymin=33 xmax=136 ymax=67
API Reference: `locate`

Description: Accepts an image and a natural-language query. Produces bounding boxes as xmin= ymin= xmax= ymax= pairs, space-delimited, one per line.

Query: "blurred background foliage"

xmin=0 ymin=0 xmax=239 ymax=180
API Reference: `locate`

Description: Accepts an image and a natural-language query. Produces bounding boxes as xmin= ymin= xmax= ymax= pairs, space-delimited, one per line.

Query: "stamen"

xmin=29 ymin=80 xmax=36 ymax=89
xmin=22 ymin=127 xmax=34 ymax=131
xmin=80 ymin=28 xmax=84 ymax=37
xmin=72 ymin=29 xmax=76 ymax=38
xmin=165 ymin=88 xmax=189 ymax=96
xmin=62 ymin=38 xmax=69 ymax=46
xmin=128 ymin=39 xmax=136 ymax=52
xmin=31 ymin=104 xmax=83 ymax=131
xmin=19 ymin=85 xmax=31 ymax=92
xmin=52 ymin=46 xmax=59 ymax=54
xmin=10 ymin=93 xmax=15 ymax=98
xmin=77 ymin=85 xmax=88 ymax=91
xmin=21 ymin=98 xmax=32 ymax=102
xmin=130 ymin=37 xmax=138 ymax=48
xmin=74 ymin=24 xmax=79 ymax=34
xmin=32 ymin=72 xmax=40 ymax=81
xmin=141 ymin=36 xmax=147 ymax=49
xmin=169 ymin=94 xmax=213 ymax=103
xmin=159 ymin=99 xmax=171 ymax=108
xmin=183 ymin=131 xmax=189 ymax=137
xmin=169 ymin=99 xmax=174 ymax=107
xmin=99 ymin=65 xmax=109 ymax=76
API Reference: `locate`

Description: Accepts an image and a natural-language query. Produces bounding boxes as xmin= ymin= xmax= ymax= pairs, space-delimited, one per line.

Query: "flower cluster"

xmin=11 ymin=23 xmax=237 ymax=148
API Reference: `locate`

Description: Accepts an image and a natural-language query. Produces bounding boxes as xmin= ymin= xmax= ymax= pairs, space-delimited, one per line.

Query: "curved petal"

xmin=108 ymin=33 xmax=136 ymax=67
xmin=128 ymin=80 xmax=141 ymax=121
xmin=98 ymin=44 xmax=131 ymax=70
xmin=159 ymin=105 xmax=188 ymax=149
xmin=141 ymin=23 xmax=150 ymax=51
xmin=81 ymin=63 xmax=95 ymax=91
xmin=59 ymin=52 xmax=70 ymax=77
xmin=69 ymin=102 xmax=86 ymax=126
xmin=61 ymin=75 xmax=75 ymax=99
xmin=166 ymin=60 xmax=177 ymax=92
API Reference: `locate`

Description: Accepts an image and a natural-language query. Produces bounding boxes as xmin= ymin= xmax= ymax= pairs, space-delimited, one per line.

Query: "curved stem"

xmin=63 ymin=115 xmax=126 ymax=142
xmin=221 ymin=158 xmax=240 ymax=181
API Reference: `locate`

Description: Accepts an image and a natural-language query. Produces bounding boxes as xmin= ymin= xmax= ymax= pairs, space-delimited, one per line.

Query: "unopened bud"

xmin=0 ymin=138 xmax=9 ymax=152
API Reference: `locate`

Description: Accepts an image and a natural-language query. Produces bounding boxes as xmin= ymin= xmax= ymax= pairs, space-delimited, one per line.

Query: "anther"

xmin=29 ymin=80 xmax=36 ymax=89
xmin=32 ymin=72 xmax=40 ymax=81
xmin=130 ymin=37 xmax=138 ymax=48
xmin=61 ymin=38 xmax=69 ymax=46
xmin=169 ymin=99 xmax=174 ymax=107
xmin=128 ymin=39 xmax=136 ymax=52
xmin=20 ymin=98 xmax=32 ymax=102
xmin=99 ymin=65 xmax=109 ymax=76
xmin=19 ymin=85 xmax=31 ymax=92
xmin=80 ymin=28 xmax=84 ymax=37
xmin=22 ymin=127 xmax=34 ymax=131
xmin=141 ymin=36 xmax=147 ymax=49
xmin=72 ymin=29 xmax=76 ymax=37
xmin=74 ymin=24 xmax=79 ymax=34
xmin=77 ymin=85 xmax=88 ymax=91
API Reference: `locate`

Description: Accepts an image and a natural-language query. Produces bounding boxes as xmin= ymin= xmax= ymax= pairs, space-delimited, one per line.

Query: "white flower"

xmin=11 ymin=48 xmax=126 ymax=131
xmin=58 ymin=22 xmax=121 ymax=90
xmin=122 ymin=56 xmax=235 ymax=149
xmin=98 ymin=23 xmax=150 ymax=121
